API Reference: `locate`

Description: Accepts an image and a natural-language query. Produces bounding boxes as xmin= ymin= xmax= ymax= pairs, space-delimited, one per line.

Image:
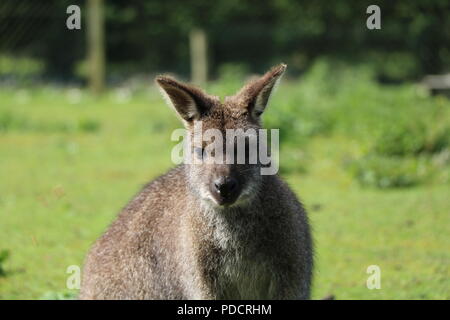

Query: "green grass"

xmin=0 ymin=78 xmax=449 ymax=299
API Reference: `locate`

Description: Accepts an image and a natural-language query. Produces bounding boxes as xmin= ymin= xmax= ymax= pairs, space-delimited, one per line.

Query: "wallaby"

xmin=79 ymin=64 xmax=313 ymax=300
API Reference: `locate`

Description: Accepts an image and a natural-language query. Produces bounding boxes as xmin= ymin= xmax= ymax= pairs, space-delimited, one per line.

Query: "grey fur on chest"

xmin=195 ymin=208 xmax=279 ymax=299
xmin=215 ymin=249 xmax=277 ymax=299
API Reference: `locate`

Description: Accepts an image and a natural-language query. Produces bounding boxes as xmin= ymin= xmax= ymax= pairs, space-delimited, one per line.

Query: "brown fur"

xmin=79 ymin=64 xmax=313 ymax=300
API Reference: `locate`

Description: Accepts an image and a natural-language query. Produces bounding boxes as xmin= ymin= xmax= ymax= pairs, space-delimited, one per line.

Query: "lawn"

xmin=0 ymin=72 xmax=449 ymax=299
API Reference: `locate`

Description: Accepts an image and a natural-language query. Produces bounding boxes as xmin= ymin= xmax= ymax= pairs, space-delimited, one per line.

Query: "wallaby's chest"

xmin=198 ymin=220 xmax=277 ymax=299
xmin=216 ymin=252 xmax=275 ymax=299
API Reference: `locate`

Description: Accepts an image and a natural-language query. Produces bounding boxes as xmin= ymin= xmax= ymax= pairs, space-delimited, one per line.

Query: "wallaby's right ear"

xmin=156 ymin=76 xmax=212 ymax=123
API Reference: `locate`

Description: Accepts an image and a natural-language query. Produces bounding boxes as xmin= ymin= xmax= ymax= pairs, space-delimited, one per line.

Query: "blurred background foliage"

xmin=0 ymin=0 xmax=449 ymax=83
xmin=0 ymin=0 xmax=449 ymax=299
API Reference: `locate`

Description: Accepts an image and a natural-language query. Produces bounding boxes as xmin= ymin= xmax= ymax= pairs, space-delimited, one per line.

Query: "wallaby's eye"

xmin=254 ymin=110 xmax=263 ymax=117
xmin=194 ymin=147 xmax=204 ymax=159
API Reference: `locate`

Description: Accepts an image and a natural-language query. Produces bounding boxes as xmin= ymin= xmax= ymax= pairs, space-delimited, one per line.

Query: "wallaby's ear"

xmin=155 ymin=76 xmax=212 ymax=123
xmin=236 ymin=64 xmax=286 ymax=118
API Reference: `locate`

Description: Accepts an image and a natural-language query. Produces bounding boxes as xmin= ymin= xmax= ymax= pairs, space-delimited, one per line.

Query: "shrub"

xmin=264 ymin=103 xmax=333 ymax=146
xmin=373 ymin=120 xmax=450 ymax=157
xmin=348 ymin=156 xmax=430 ymax=188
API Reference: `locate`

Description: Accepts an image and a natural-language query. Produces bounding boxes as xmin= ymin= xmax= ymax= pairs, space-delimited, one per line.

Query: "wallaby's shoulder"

xmin=123 ymin=164 xmax=187 ymax=213
xmin=91 ymin=165 xmax=187 ymax=247
xmin=260 ymin=174 xmax=305 ymax=212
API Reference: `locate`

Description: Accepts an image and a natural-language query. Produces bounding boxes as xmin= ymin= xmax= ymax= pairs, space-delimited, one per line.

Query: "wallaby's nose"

xmin=211 ymin=176 xmax=240 ymax=205
xmin=214 ymin=177 xmax=238 ymax=194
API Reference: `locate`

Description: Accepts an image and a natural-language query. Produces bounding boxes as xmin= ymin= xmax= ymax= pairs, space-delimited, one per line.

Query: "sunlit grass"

xmin=0 ymin=81 xmax=449 ymax=299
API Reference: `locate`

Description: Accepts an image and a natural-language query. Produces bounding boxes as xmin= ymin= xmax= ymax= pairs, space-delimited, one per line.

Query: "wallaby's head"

xmin=156 ymin=64 xmax=286 ymax=208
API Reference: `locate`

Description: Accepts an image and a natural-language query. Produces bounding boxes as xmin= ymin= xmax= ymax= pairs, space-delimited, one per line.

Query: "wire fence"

xmin=1 ymin=0 xmax=449 ymax=88
xmin=0 ymin=0 xmax=85 ymax=85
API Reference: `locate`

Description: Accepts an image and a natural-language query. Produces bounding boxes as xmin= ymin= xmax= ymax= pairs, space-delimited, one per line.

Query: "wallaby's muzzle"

xmin=210 ymin=175 xmax=240 ymax=206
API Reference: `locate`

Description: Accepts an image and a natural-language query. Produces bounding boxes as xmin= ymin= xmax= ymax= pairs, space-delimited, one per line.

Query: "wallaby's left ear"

xmin=236 ymin=63 xmax=286 ymax=118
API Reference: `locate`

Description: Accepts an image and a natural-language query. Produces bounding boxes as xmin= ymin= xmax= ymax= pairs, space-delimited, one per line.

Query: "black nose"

xmin=211 ymin=176 xmax=239 ymax=204
xmin=214 ymin=177 xmax=237 ymax=194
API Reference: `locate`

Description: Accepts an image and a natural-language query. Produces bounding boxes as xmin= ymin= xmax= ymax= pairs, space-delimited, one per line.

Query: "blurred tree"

xmin=87 ymin=0 xmax=105 ymax=93
xmin=189 ymin=28 xmax=208 ymax=84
